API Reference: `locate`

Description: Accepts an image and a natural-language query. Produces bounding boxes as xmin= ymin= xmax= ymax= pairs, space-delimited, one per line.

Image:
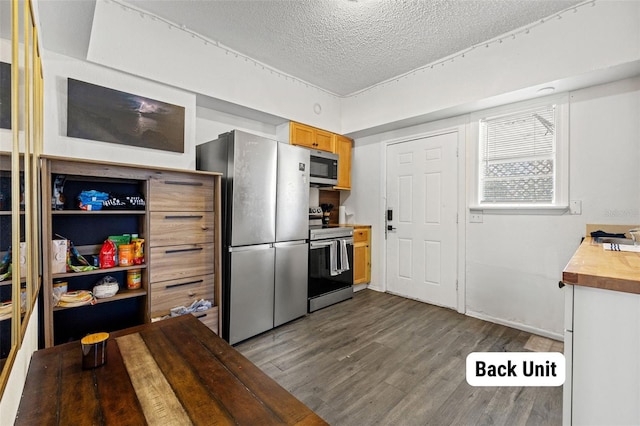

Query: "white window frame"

xmin=469 ymin=94 xmax=569 ymax=214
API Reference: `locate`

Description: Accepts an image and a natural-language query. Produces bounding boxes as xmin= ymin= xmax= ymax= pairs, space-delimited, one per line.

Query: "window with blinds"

xmin=479 ymin=105 xmax=556 ymax=204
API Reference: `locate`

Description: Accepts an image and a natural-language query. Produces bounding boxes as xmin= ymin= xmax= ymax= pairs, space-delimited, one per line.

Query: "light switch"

xmin=570 ymin=200 xmax=582 ymax=215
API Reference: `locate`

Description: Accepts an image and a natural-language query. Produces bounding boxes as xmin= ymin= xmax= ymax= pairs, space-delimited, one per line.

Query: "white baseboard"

xmin=353 ymin=283 xmax=385 ymax=293
xmin=466 ymin=310 xmax=564 ymax=342
xmin=353 ymin=283 xmax=368 ymax=292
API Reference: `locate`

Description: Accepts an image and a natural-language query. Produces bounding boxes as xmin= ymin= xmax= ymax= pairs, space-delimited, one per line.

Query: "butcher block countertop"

xmin=15 ymin=315 xmax=327 ymax=425
xmin=329 ymin=224 xmax=371 ymax=229
xmin=563 ymin=224 xmax=640 ymax=295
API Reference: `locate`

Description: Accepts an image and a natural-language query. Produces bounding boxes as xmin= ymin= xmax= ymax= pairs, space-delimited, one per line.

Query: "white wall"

xmin=348 ymin=76 xmax=640 ymax=338
xmin=195 ymin=107 xmax=277 ymax=145
xmin=467 ymin=77 xmax=640 ymax=338
xmin=341 ymin=0 xmax=640 ymax=136
xmin=42 ymin=51 xmax=197 ymax=169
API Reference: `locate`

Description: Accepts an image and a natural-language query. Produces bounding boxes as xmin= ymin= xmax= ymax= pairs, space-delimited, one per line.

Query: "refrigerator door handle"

xmin=229 ymin=244 xmax=273 ymax=253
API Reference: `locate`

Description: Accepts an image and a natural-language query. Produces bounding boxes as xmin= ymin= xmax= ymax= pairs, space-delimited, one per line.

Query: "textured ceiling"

xmin=123 ymin=0 xmax=584 ymax=96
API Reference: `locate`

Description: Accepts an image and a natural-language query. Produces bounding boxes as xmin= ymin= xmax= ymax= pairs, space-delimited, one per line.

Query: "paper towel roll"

xmin=339 ymin=206 xmax=346 ymax=224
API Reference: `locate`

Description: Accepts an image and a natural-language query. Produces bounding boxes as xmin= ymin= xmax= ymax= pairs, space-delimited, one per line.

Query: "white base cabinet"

xmin=564 ymin=285 xmax=640 ymax=425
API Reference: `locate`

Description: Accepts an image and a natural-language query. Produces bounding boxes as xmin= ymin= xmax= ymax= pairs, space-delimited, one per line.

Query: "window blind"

xmin=479 ymin=105 xmax=556 ymax=204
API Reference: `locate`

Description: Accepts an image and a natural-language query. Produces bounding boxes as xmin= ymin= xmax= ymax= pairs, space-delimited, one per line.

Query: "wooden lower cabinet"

xmin=150 ymin=274 xmax=215 ymax=312
xmin=148 ymin=170 xmax=222 ymax=334
xmin=149 ymin=211 xmax=214 ymax=246
xmin=149 ymin=243 xmax=215 ymax=283
xmin=353 ymin=226 xmax=371 ymax=284
xmin=40 ymin=156 xmax=222 ymax=347
xmin=193 ymin=307 xmax=219 ymax=334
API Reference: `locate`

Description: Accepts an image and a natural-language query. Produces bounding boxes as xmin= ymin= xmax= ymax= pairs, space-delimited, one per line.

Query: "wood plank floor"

xmin=235 ymin=289 xmax=563 ymax=426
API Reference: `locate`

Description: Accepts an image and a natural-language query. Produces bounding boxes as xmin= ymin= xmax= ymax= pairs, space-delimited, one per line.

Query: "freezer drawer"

xmin=229 ymin=245 xmax=275 ymax=345
xmin=274 ymin=242 xmax=308 ymax=327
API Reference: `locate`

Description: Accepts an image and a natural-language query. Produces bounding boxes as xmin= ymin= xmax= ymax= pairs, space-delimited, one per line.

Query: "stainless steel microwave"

xmin=309 ymin=150 xmax=338 ymax=186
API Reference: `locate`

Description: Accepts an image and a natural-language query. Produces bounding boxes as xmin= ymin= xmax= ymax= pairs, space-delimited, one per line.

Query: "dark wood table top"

xmin=15 ymin=315 xmax=327 ymax=425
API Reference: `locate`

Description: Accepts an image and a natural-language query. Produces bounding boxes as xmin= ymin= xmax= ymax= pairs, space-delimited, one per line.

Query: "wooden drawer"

xmin=149 ymin=243 xmax=214 ymax=283
xmin=150 ymin=274 xmax=215 ymax=313
xmin=354 ymin=227 xmax=370 ymax=243
xmin=193 ymin=306 xmax=219 ymax=334
xmin=149 ymin=172 xmax=214 ymax=211
xmin=149 ymin=211 xmax=214 ymax=247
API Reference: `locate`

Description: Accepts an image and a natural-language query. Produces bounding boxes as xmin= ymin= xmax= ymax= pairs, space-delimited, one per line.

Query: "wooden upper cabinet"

xmin=290 ymin=121 xmax=334 ymax=152
xmin=314 ymin=128 xmax=335 ymax=152
xmin=333 ymin=134 xmax=352 ymax=190
xmin=290 ymin=122 xmax=315 ymax=149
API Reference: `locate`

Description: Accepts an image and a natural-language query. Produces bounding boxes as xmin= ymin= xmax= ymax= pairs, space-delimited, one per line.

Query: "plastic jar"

xmin=118 ymin=244 xmax=134 ymax=266
xmin=127 ymin=269 xmax=141 ymax=289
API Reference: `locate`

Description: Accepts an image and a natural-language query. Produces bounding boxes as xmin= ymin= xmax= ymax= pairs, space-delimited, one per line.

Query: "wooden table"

xmin=15 ymin=315 xmax=327 ymax=425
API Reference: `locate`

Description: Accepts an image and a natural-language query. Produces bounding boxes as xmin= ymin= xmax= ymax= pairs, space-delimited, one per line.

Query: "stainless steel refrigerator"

xmin=196 ymin=130 xmax=309 ymax=344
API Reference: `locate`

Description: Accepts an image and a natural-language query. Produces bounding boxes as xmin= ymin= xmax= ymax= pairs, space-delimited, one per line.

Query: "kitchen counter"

xmin=562 ymin=225 xmax=640 ymax=425
xmin=563 ymin=236 xmax=640 ymax=294
xmin=325 ymin=223 xmax=370 ymax=228
xmin=15 ymin=315 xmax=327 ymax=425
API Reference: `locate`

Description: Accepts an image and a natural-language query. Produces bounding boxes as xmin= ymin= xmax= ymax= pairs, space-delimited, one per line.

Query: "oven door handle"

xmin=310 ymin=238 xmax=354 ymax=249
xmin=310 ymin=241 xmax=333 ymax=249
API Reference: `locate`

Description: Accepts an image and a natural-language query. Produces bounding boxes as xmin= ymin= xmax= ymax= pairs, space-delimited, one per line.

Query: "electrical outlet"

xmin=470 ymin=212 xmax=483 ymax=223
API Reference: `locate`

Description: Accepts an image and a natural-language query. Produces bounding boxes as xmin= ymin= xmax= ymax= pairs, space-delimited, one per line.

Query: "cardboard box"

xmin=51 ymin=239 xmax=68 ymax=274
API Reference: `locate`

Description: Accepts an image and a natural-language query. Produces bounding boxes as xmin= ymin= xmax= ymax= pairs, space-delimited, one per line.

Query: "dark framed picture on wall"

xmin=0 ymin=62 xmax=11 ymax=130
xmin=67 ymin=78 xmax=185 ymax=153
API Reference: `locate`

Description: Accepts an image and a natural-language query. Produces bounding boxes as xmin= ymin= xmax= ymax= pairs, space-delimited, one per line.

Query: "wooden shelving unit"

xmin=41 ymin=156 xmax=222 ymax=347
xmin=52 ymin=288 xmax=148 ymax=312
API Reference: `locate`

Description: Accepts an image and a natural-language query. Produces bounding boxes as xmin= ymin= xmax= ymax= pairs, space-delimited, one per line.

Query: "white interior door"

xmin=385 ymin=132 xmax=458 ymax=309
